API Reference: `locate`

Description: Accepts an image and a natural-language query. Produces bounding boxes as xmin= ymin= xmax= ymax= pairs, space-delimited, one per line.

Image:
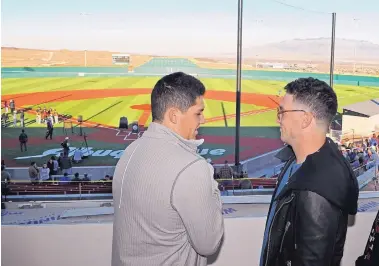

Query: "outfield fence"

xmin=2 ymin=67 xmax=379 ymax=87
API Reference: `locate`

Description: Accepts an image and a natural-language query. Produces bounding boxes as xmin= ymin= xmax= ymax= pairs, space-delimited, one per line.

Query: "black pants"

xmin=46 ymin=128 xmax=53 ymax=139
xmin=20 ymin=142 xmax=27 ymax=152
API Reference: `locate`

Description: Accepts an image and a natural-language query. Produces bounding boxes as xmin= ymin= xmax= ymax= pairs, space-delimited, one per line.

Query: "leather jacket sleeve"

xmin=293 ymin=191 xmax=341 ymax=266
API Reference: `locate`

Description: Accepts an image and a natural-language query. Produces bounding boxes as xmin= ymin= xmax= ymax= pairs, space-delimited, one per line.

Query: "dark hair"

xmin=151 ymin=72 xmax=206 ymax=122
xmin=30 ymin=161 xmax=35 ymax=166
xmin=284 ymin=77 xmax=337 ymax=128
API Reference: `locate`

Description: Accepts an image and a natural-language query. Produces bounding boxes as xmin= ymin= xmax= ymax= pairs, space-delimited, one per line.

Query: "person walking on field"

xmin=45 ymin=118 xmax=54 ymax=140
xmin=112 ymin=72 xmax=224 ymax=266
xmin=19 ymin=129 xmax=28 ymax=152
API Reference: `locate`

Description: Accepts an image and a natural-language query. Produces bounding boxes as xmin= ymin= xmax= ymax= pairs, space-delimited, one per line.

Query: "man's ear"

xmin=302 ymin=112 xmax=313 ymax=129
xmin=167 ymin=107 xmax=179 ymax=124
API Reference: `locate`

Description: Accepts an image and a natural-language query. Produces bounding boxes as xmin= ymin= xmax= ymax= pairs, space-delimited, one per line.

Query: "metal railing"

xmin=352 ymin=160 xmax=379 ymax=191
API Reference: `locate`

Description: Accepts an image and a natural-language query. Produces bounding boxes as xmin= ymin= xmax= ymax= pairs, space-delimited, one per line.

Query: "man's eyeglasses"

xmin=277 ymin=108 xmax=306 ymax=120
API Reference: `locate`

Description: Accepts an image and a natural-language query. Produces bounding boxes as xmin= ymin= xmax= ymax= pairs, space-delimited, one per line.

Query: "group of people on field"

xmin=1 ymin=99 xmax=60 ymax=128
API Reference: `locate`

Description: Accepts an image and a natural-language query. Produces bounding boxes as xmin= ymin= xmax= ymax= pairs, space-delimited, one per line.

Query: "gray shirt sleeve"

xmin=171 ymin=159 xmax=224 ymax=256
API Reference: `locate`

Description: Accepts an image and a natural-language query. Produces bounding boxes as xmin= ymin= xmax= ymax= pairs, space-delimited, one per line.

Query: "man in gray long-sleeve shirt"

xmin=112 ymin=72 xmax=224 ymax=266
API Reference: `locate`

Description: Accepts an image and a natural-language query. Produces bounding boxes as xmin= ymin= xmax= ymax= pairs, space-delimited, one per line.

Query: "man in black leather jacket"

xmin=260 ymin=78 xmax=359 ymax=266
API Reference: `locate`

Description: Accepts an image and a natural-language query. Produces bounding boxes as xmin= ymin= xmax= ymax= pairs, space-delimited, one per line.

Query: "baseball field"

xmin=2 ymin=71 xmax=379 ymax=167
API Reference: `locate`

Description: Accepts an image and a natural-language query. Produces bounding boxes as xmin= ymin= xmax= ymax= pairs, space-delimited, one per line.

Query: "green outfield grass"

xmin=2 ymin=77 xmax=379 ymax=128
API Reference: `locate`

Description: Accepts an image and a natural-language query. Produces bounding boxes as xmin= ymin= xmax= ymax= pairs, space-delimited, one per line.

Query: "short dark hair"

xmin=284 ymin=77 xmax=337 ymax=128
xmin=151 ymin=72 xmax=206 ymax=122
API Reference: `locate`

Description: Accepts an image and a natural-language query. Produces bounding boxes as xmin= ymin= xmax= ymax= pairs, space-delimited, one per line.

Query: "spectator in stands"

xmin=348 ymin=148 xmax=358 ymax=162
xmin=372 ymin=143 xmax=378 ymax=153
xmin=73 ymin=148 xmax=83 ymax=164
xmin=260 ymin=78 xmax=359 ymax=266
xmin=19 ymin=129 xmax=28 ymax=152
xmin=60 ymin=156 xmax=72 ymax=175
xmin=1 ymin=165 xmax=11 ymax=184
xmin=351 ymin=157 xmax=360 ymax=170
xmin=1 ymin=165 xmax=11 ymax=209
xmin=357 ymin=157 xmax=366 ymax=176
xmin=219 ymin=160 xmax=233 ymax=179
xmin=240 ymin=179 xmax=252 ymax=189
xmin=52 ymin=156 xmax=59 ymax=174
xmin=365 ymin=139 xmax=370 ymax=149
xmin=366 ymin=149 xmax=378 ymax=170
xmin=104 ymin=174 xmax=111 ymax=180
xmin=72 ymin=172 xmax=81 ymax=182
xmin=59 ymin=173 xmax=70 ymax=185
xmin=370 ymin=134 xmax=378 ymax=146
xmin=39 ymin=163 xmax=50 ymax=182
xmin=47 ymin=156 xmax=58 ymax=177
xmin=82 ymin=173 xmax=90 ymax=182
xmin=112 ymin=72 xmax=224 ymax=266
xmin=340 ymin=146 xmax=349 ymax=161
xmin=57 ymin=152 xmax=64 ymax=171
xmin=211 ymin=163 xmax=219 ymax=179
xmin=61 ymin=137 xmax=70 ymax=157
xmin=28 ymin=162 xmax=39 ymax=184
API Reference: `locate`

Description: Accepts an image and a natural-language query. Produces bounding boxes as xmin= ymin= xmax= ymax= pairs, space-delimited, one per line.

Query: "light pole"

xmin=329 ymin=13 xmax=336 ymax=88
xmin=252 ymin=19 xmax=262 ymax=69
xmin=353 ymin=18 xmax=360 ymax=74
xmin=80 ymin=12 xmax=90 ymax=67
xmin=234 ymin=0 xmax=243 ymax=167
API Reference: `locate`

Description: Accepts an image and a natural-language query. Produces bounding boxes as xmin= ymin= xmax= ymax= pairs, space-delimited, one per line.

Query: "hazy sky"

xmin=2 ymin=0 xmax=379 ymax=56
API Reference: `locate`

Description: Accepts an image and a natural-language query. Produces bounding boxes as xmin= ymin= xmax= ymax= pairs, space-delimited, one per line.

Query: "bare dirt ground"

xmin=1 ymin=47 xmax=378 ymax=76
xmin=1 ymin=47 xmax=152 ymax=69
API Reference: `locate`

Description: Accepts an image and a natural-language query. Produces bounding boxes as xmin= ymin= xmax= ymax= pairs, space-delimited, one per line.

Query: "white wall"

xmin=342 ymin=114 xmax=379 ymax=138
xmin=369 ymin=114 xmax=379 ymax=133
xmin=342 ymin=115 xmax=370 ymax=136
xmin=1 ymin=212 xmax=376 ymax=266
